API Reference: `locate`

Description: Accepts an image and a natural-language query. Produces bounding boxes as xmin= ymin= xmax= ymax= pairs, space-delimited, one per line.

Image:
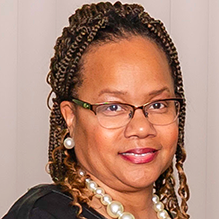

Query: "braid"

xmin=48 ymin=100 xmax=67 ymax=182
xmin=47 ymin=1 xmax=190 ymax=218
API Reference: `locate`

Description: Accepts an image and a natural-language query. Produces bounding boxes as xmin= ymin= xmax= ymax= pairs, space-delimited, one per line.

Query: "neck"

xmin=79 ymin=170 xmax=171 ymax=219
xmin=91 ymin=192 xmax=158 ymax=219
xmin=85 ymin=175 xmax=158 ymax=219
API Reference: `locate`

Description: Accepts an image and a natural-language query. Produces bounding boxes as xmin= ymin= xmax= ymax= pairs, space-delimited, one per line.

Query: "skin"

xmin=61 ymin=36 xmax=178 ymax=219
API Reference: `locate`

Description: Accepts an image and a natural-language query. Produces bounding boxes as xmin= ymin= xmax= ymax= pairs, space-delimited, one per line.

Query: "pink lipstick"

xmin=119 ymin=148 xmax=158 ymax=164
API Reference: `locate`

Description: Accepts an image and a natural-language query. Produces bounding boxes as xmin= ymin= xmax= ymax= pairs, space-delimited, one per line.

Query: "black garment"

xmin=3 ymin=184 xmax=175 ymax=219
xmin=2 ymin=184 xmax=106 ymax=219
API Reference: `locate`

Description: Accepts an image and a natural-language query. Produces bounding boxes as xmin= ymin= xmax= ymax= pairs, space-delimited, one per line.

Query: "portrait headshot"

xmin=1 ymin=1 xmax=219 ymax=219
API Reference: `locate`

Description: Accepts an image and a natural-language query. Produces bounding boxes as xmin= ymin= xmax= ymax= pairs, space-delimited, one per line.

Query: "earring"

xmin=63 ymin=137 xmax=75 ymax=149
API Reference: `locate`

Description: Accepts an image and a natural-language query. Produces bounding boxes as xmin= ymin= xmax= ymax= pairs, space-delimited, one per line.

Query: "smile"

xmin=119 ymin=148 xmax=158 ymax=164
xmin=121 ymin=152 xmax=154 ymax=157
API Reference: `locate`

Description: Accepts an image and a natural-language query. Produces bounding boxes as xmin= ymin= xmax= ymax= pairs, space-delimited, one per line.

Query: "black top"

xmin=2 ymin=184 xmax=106 ymax=219
xmin=3 ymin=184 xmax=174 ymax=219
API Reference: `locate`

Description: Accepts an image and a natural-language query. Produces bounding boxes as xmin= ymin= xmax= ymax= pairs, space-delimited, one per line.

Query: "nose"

xmin=124 ymin=108 xmax=157 ymax=139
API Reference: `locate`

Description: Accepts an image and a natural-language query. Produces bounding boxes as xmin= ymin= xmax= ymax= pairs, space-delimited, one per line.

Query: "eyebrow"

xmin=98 ymin=87 xmax=170 ymax=97
xmin=148 ymin=87 xmax=171 ymax=97
xmin=98 ymin=89 xmax=127 ymax=97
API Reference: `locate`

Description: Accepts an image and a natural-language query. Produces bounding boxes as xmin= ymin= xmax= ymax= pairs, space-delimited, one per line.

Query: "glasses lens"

xmin=95 ymin=103 xmax=132 ymax=128
xmin=94 ymin=100 xmax=181 ymax=128
xmin=145 ymin=100 xmax=180 ymax=125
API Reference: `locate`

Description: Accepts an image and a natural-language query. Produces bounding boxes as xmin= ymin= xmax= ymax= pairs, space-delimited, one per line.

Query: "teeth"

xmin=122 ymin=152 xmax=152 ymax=157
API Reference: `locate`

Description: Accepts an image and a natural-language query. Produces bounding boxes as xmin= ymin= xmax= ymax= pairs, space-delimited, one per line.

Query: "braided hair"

xmin=47 ymin=2 xmax=189 ymax=218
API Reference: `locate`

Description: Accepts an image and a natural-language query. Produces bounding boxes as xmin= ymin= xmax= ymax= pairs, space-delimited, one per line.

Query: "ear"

xmin=60 ymin=101 xmax=75 ymax=136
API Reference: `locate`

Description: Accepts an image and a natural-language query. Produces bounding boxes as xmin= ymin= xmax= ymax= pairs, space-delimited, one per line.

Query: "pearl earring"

xmin=63 ymin=137 xmax=75 ymax=149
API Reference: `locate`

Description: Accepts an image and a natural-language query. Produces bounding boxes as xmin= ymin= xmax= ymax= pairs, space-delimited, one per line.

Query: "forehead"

xmin=78 ymin=36 xmax=173 ymax=101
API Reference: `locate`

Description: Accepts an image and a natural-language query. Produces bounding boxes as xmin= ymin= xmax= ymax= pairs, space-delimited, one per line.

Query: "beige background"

xmin=1 ymin=0 xmax=219 ymax=218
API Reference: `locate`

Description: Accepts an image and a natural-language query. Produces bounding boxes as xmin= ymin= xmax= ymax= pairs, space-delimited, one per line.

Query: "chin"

xmin=117 ymin=174 xmax=158 ymax=191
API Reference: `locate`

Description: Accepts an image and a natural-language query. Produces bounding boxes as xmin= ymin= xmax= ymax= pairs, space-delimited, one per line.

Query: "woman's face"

xmin=61 ymin=36 xmax=178 ymax=193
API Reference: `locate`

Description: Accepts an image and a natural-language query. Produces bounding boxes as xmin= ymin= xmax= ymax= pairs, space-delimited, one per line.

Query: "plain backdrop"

xmin=1 ymin=0 xmax=219 ymax=218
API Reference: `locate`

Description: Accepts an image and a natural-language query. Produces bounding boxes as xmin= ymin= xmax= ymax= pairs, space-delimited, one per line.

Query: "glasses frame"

xmin=72 ymin=97 xmax=183 ymax=125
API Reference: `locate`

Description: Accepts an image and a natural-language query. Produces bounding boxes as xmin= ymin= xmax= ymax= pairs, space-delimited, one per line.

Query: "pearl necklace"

xmin=80 ymin=170 xmax=171 ymax=219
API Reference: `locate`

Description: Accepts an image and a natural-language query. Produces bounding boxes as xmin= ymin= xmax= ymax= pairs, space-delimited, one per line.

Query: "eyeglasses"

xmin=72 ymin=98 xmax=183 ymax=129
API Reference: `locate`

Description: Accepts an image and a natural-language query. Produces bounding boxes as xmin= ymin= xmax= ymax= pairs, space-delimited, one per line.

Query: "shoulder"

xmin=3 ymin=184 xmax=105 ymax=219
xmin=2 ymin=184 xmax=75 ymax=219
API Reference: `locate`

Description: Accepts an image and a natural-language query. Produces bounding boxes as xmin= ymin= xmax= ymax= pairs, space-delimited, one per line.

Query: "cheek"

xmin=159 ymin=122 xmax=178 ymax=152
xmin=73 ymin=113 xmax=121 ymax=157
xmin=156 ymin=123 xmax=178 ymax=173
xmin=85 ymin=127 xmax=123 ymax=154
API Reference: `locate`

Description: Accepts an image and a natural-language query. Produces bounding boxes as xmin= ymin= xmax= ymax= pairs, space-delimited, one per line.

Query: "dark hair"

xmin=47 ymin=2 xmax=189 ymax=218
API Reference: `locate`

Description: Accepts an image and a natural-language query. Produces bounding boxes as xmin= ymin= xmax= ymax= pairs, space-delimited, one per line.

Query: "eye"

xmin=147 ymin=101 xmax=168 ymax=113
xmin=150 ymin=102 xmax=165 ymax=110
xmin=97 ymin=103 xmax=130 ymax=116
xmin=107 ymin=104 xmax=122 ymax=112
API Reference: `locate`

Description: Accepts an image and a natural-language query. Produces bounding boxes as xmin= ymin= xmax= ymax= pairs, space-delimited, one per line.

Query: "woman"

xmin=3 ymin=1 xmax=189 ymax=219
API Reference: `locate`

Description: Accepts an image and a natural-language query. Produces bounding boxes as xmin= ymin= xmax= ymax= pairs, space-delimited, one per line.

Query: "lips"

xmin=119 ymin=148 xmax=158 ymax=164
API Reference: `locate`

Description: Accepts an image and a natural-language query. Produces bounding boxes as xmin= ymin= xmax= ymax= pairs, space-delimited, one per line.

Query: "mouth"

xmin=119 ymin=148 xmax=158 ymax=164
